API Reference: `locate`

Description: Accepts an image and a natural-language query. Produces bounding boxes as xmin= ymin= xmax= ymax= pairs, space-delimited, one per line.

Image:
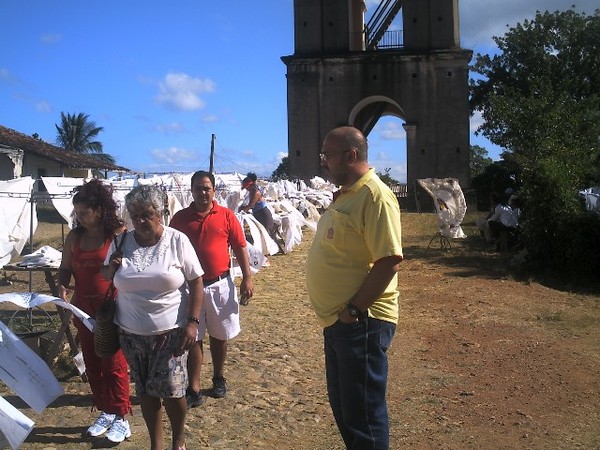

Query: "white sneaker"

xmin=87 ymin=412 xmax=116 ymax=437
xmin=105 ymin=417 xmax=131 ymax=443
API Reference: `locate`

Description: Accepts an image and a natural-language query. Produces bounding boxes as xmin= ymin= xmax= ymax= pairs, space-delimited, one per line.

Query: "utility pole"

xmin=209 ymin=133 xmax=216 ymax=173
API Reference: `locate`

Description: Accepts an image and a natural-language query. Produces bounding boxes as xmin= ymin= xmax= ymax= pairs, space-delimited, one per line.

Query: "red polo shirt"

xmin=169 ymin=201 xmax=246 ymax=280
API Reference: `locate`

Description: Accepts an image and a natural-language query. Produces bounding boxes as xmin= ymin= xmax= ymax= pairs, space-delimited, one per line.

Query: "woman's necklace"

xmin=131 ymin=230 xmax=165 ymax=272
xmin=134 ymin=225 xmax=164 ymax=247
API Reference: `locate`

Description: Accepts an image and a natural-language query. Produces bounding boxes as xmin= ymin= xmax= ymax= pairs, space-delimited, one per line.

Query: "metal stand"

xmin=427 ymin=232 xmax=452 ymax=251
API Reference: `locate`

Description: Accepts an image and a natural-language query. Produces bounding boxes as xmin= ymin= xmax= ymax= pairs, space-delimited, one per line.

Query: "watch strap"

xmin=346 ymin=303 xmax=365 ymax=319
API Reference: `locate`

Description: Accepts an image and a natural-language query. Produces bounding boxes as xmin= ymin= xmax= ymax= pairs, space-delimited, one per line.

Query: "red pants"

xmin=74 ymin=319 xmax=131 ymax=416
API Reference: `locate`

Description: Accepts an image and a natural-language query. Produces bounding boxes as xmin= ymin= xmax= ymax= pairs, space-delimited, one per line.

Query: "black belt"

xmin=203 ymin=270 xmax=230 ymax=286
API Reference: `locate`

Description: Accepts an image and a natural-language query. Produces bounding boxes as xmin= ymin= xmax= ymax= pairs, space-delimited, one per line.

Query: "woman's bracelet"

xmin=187 ymin=316 xmax=200 ymax=325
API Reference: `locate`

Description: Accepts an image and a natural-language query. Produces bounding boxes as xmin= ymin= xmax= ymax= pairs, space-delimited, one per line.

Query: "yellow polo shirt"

xmin=306 ymin=169 xmax=403 ymax=327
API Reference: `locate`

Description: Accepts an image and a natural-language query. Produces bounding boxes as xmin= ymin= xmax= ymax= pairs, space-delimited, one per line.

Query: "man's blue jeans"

xmin=324 ymin=317 xmax=396 ymax=450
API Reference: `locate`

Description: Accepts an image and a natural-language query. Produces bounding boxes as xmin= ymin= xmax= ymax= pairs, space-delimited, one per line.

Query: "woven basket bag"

xmin=93 ymin=233 xmax=126 ymax=358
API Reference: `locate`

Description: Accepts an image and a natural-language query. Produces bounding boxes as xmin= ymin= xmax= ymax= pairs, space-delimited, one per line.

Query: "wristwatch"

xmin=346 ymin=303 xmax=364 ymax=320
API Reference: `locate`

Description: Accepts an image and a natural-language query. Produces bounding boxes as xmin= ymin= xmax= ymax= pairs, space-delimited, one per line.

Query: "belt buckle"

xmin=206 ymin=271 xmax=228 ymax=286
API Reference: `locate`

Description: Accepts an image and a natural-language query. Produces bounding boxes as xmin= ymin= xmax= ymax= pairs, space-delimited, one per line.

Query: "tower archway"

xmin=349 ymin=96 xmax=407 ymax=182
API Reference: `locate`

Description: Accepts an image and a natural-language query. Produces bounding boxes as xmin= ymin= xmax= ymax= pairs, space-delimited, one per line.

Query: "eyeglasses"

xmin=319 ymin=150 xmax=351 ymax=162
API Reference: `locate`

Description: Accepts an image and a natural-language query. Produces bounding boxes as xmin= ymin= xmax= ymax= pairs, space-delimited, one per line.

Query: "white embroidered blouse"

xmin=105 ymin=226 xmax=203 ymax=335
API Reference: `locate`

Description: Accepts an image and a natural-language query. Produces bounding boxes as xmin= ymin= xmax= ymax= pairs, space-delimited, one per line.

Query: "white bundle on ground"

xmin=237 ymin=213 xmax=280 ymax=256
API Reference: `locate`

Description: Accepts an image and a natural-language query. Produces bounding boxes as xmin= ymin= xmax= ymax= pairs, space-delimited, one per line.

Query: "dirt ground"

xmin=1 ymin=212 xmax=599 ymax=450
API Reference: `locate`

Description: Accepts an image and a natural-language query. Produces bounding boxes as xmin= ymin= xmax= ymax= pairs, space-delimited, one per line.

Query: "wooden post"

xmin=209 ymin=133 xmax=216 ymax=173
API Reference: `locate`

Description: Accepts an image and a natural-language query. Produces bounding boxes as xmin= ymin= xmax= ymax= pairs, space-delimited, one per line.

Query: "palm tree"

xmin=90 ymin=152 xmax=116 ymax=164
xmin=55 ymin=112 xmax=104 ymax=155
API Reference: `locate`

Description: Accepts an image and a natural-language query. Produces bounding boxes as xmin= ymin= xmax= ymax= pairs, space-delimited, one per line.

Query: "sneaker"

xmin=186 ymin=388 xmax=203 ymax=408
xmin=87 ymin=412 xmax=116 ymax=437
xmin=105 ymin=417 xmax=131 ymax=443
xmin=212 ymin=376 xmax=227 ymax=398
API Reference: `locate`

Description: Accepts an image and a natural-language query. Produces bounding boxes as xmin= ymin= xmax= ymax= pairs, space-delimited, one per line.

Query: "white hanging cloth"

xmin=417 ymin=178 xmax=467 ymax=239
xmin=0 ymin=177 xmax=37 ymax=269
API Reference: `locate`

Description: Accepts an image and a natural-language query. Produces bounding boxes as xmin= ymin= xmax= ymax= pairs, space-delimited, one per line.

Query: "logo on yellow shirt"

xmin=327 ymin=226 xmax=334 ymax=239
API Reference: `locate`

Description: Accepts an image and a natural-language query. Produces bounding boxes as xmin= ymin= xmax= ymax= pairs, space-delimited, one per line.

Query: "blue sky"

xmin=1 ymin=1 xmax=596 ymax=182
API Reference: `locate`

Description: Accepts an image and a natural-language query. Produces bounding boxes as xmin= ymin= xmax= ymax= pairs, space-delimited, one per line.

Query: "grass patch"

xmin=536 ymin=311 xmax=563 ymax=322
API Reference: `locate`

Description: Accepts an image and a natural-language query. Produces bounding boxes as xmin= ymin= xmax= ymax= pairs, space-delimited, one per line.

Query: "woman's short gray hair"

xmin=125 ymin=185 xmax=165 ymax=214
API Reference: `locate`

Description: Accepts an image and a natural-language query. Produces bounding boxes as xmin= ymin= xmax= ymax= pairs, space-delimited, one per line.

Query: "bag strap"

xmin=107 ymin=231 xmax=127 ymax=282
xmin=114 ymin=231 xmax=127 ymax=252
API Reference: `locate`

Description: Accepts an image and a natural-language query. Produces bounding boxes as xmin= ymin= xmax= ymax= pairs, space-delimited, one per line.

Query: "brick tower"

xmin=282 ymin=0 xmax=473 ymax=191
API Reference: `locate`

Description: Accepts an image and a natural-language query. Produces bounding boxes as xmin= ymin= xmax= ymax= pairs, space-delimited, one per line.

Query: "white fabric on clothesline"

xmin=1 ymin=174 xmax=334 ymax=271
xmin=0 ymin=177 xmax=37 ymax=269
xmin=40 ymin=176 xmax=83 ymax=225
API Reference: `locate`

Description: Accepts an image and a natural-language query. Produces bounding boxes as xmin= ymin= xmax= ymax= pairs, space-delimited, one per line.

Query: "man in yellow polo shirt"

xmin=306 ymin=126 xmax=403 ymax=449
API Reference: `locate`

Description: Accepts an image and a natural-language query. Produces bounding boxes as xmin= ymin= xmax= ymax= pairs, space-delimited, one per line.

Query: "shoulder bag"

xmin=93 ymin=232 xmax=127 ymax=358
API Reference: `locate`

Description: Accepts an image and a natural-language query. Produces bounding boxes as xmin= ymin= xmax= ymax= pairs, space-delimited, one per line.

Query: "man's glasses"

xmin=319 ymin=150 xmax=351 ymax=162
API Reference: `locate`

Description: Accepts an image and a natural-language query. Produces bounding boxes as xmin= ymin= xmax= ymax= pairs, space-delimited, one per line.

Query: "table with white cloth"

xmin=2 ymin=264 xmax=81 ymax=368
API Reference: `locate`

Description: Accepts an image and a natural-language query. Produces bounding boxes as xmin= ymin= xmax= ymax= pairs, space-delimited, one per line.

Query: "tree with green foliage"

xmin=55 ymin=112 xmax=115 ymax=163
xmin=469 ymin=145 xmax=493 ymax=179
xmin=471 ymin=159 xmax=519 ymax=211
xmin=271 ymin=156 xmax=290 ymax=180
xmin=376 ymin=168 xmax=400 ymax=186
xmin=470 ymin=7 xmax=600 ymax=279
xmin=91 ymin=152 xmax=116 ymax=164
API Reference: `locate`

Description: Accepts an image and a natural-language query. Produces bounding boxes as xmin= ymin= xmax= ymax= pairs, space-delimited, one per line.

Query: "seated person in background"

xmin=508 ymin=194 xmax=521 ymax=221
xmin=476 ymin=193 xmax=500 ymax=242
xmin=487 ymin=192 xmax=519 ymax=250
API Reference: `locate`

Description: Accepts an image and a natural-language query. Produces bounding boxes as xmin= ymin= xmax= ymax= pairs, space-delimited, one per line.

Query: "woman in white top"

xmin=104 ymin=185 xmax=203 ymax=450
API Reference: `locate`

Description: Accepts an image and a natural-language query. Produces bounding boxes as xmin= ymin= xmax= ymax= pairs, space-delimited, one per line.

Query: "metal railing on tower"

xmin=365 ymin=0 xmax=403 ymax=50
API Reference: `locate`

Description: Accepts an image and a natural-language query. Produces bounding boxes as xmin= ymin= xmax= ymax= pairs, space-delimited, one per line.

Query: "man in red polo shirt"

xmin=170 ymin=170 xmax=254 ymax=406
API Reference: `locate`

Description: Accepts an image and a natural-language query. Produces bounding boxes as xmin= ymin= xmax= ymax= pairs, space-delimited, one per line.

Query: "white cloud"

xmin=202 ymin=114 xmax=219 ymax=123
xmin=235 ymin=162 xmax=276 ymax=179
xmin=372 ymin=160 xmax=407 ymax=183
xmin=369 ymin=149 xmax=407 ymax=183
xmin=40 ymin=33 xmax=62 ymax=44
xmin=0 ymin=68 xmax=23 ymax=86
xmin=150 ymin=146 xmax=197 ymax=164
xmin=152 ymin=122 xmax=185 ymax=134
xmin=379 ymin=121 xmax=406 ymax=141
xmin=388 ymin=162 xmax=407 ymax=183
xmin=470 ymin=111 xmax=485 ymax=134
xmin=35 ymin=101 xmax=51 ymax=113
xmin=156 ymin=72 xmax=216 ymax=111
xmin=375 ymin=151 xmax=388 ymax=161
xmin=460 ymin=0 xmax=598 ymax=52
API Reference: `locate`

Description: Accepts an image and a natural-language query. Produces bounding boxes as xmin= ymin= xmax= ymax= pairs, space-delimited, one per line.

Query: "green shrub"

xmin=520 ymin=160 xmax=600 ymax=280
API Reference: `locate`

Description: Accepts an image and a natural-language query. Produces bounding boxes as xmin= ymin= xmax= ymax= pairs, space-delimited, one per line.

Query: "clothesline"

xmin=1 ymin=174 xmax=334 ymax=274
